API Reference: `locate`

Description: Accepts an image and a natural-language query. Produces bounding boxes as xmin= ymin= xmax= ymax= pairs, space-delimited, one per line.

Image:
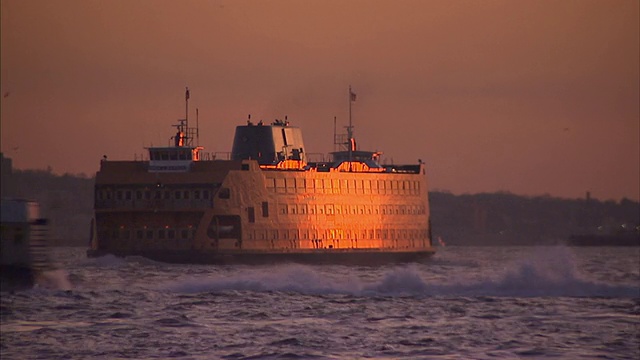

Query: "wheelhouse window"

xmin=218 ymin=188 xmax=230 ymax=199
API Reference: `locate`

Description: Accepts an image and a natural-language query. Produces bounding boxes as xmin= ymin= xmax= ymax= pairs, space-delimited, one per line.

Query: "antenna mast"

xmin=348 ymin=85 xmax=356 ymax=167
xmin=185 ymin=87 xmax=190 ymax=146
xmin=196 ymin=107 xmax=200 ymax=146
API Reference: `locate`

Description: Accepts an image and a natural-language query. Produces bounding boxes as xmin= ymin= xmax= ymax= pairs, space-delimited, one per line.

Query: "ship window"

xmin=310 ymin=205 xmax=316 ymax=214
xmin=179 ymin=151 xmax=187 ymax=160
xmin=144 ymin=191 xmax=151 ymax=200
xmin=125 ymin=191 xmax=132 ymax=200
xmin=136 ymin=230 xmax=144 ymax=239
xmin=158 ymin=229 xmax=165 ymax=239
xmin=300 ymin=204 xmax=307 ymax=214
xmin=286 ymin=179 xmax=295 ymax=189
xmin=279 ymin=204 xmax=287 ymax=215
xmin=276 ymin=178 xmax=285 ymax=188
xmin=136 ymin=190 xmax=142 ymax=200
xmin=194 ymin=190 xmax=200 ymax=199
xmin=164 ymin=190 xmax=170 ymax=200
xmin=241 ymin=163 xmax=250 ymax=170
xmin=161 ymin=152 xmax=169 ymax=160
xmin=146 ymin=230 xmax=153 ymax=239
xmin=326 ymin=204 xmax=334 ymax=215
xmin=168 ymin=229 xmax=175 ymax=239
xmin=203 ymin=190 xmax=209 ymax=199
xmin=248 ymin=207 xmax=255 ymax=223
xmin=181 ymin=229 xmax=189 ymax=239
xmin=117 ymin=191 xmax=123 ymax=200
xmin=155 ymin=191 xmax=162 ymax=199
xmin=183 ymin=190 xmax=190 ymax=199
xmin=175 ymin=190 xmax=181 ymax=199
xmin=218 ymin=188 xmax=230 ymax=199
xmin=262 ymin=202 xmax=269 ymax=217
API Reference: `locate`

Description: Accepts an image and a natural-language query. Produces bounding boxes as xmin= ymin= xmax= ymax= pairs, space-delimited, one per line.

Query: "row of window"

xmin=101 ymin=226 xmax=428 ymax=243
xmin=102 ymin=227 xmax=197 ymax=240
xmin=247 ymin=228 xmax=429 ymax=241
xmin=265 ymin=238 xmax=424 ymax=250
xmin=266 ymin=177 xmax=421 ymax=195
xmin=274 ymin=203 xmax=427 ymax=217
xmin=149 ymin=149 xmax=194 ymax=161
xmin=96 ymin=188 xmax=212 ymax=201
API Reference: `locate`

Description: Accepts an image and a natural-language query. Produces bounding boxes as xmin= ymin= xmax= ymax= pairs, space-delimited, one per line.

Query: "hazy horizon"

xmin=2 ymin=0 xmax=638 ymax=201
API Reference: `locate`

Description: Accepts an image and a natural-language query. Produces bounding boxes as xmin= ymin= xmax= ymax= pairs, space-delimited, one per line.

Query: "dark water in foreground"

xmin=1 ymin=246 xmax=639 ymax=359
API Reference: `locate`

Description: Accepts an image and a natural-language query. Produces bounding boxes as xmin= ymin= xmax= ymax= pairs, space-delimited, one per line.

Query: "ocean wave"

xmin=161 ymin=248 xmax=639 ymax=298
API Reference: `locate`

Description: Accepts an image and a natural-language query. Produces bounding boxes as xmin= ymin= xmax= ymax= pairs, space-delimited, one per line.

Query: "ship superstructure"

xmin=88 ymin=88 xmax=434 ymax=264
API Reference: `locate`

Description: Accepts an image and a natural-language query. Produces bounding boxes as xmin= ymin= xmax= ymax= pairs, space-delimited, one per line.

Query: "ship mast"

xmin=348 ymin=85 xmax=356 ymax=169
xmin=185 ymin=87 xmax=190 ymax=146
xmin=196 ymin=107 xmax=200 ymax=146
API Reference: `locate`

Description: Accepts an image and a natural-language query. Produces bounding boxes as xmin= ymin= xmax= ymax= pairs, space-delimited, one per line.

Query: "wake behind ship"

xmin=87 ymin=88 xmax=435 ymax=264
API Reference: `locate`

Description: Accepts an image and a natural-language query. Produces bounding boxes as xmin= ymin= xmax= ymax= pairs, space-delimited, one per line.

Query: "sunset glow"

xmin=1 ymin=0 xmax=638 ymax=201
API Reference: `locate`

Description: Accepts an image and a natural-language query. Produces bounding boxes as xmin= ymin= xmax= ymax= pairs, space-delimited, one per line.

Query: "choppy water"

xmin=1 ymin=246 xmax=639 ymax=359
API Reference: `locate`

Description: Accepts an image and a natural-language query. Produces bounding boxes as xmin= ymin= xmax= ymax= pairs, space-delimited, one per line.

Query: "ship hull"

xmin=87 ymin=248 xmax=435 ymax=265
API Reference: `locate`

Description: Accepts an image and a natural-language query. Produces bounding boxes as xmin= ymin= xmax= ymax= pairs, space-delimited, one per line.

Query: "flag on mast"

xmin=350 ymin=89 xmax=356 ymax=102
xmin=185 ymin=87 xmax=190 ymax=100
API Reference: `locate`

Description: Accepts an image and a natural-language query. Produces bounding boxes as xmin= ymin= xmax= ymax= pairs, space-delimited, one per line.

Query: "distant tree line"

xmin=2 ymin=162 xmax=638 ymax=246
xmin=430 ymin=191 xmax=639 ymax=245
xmin=4 ymin=167 xmax=94 ymax=246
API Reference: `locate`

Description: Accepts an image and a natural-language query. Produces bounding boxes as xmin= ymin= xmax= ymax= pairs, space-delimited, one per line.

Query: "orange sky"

xmin=1 ymin=0 xmax=638 ymax=201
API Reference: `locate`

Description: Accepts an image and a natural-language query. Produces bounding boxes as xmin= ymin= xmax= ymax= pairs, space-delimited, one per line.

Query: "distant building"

xmin=1 ymin=153 xmax=16 ymax=198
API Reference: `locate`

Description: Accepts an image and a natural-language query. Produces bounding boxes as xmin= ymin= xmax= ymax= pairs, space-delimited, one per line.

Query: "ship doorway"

xmin=206 ymin=215 xmax=241 ymax=249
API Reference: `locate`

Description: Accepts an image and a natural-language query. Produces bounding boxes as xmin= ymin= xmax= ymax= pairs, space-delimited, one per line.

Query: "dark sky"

xmin=1 ymin=0 xmax=638 ymax=201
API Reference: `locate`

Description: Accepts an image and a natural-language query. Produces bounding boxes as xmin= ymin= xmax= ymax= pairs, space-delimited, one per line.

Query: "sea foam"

xmin=162 ymin=247 xmax=639 ymax=298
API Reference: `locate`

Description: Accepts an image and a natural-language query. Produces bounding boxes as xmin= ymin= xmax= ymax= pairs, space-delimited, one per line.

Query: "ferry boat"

xmin=87 ymin=88 xmax=435 ymax=264
xmin=1 ymin=199 xmax=51 ymax=290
